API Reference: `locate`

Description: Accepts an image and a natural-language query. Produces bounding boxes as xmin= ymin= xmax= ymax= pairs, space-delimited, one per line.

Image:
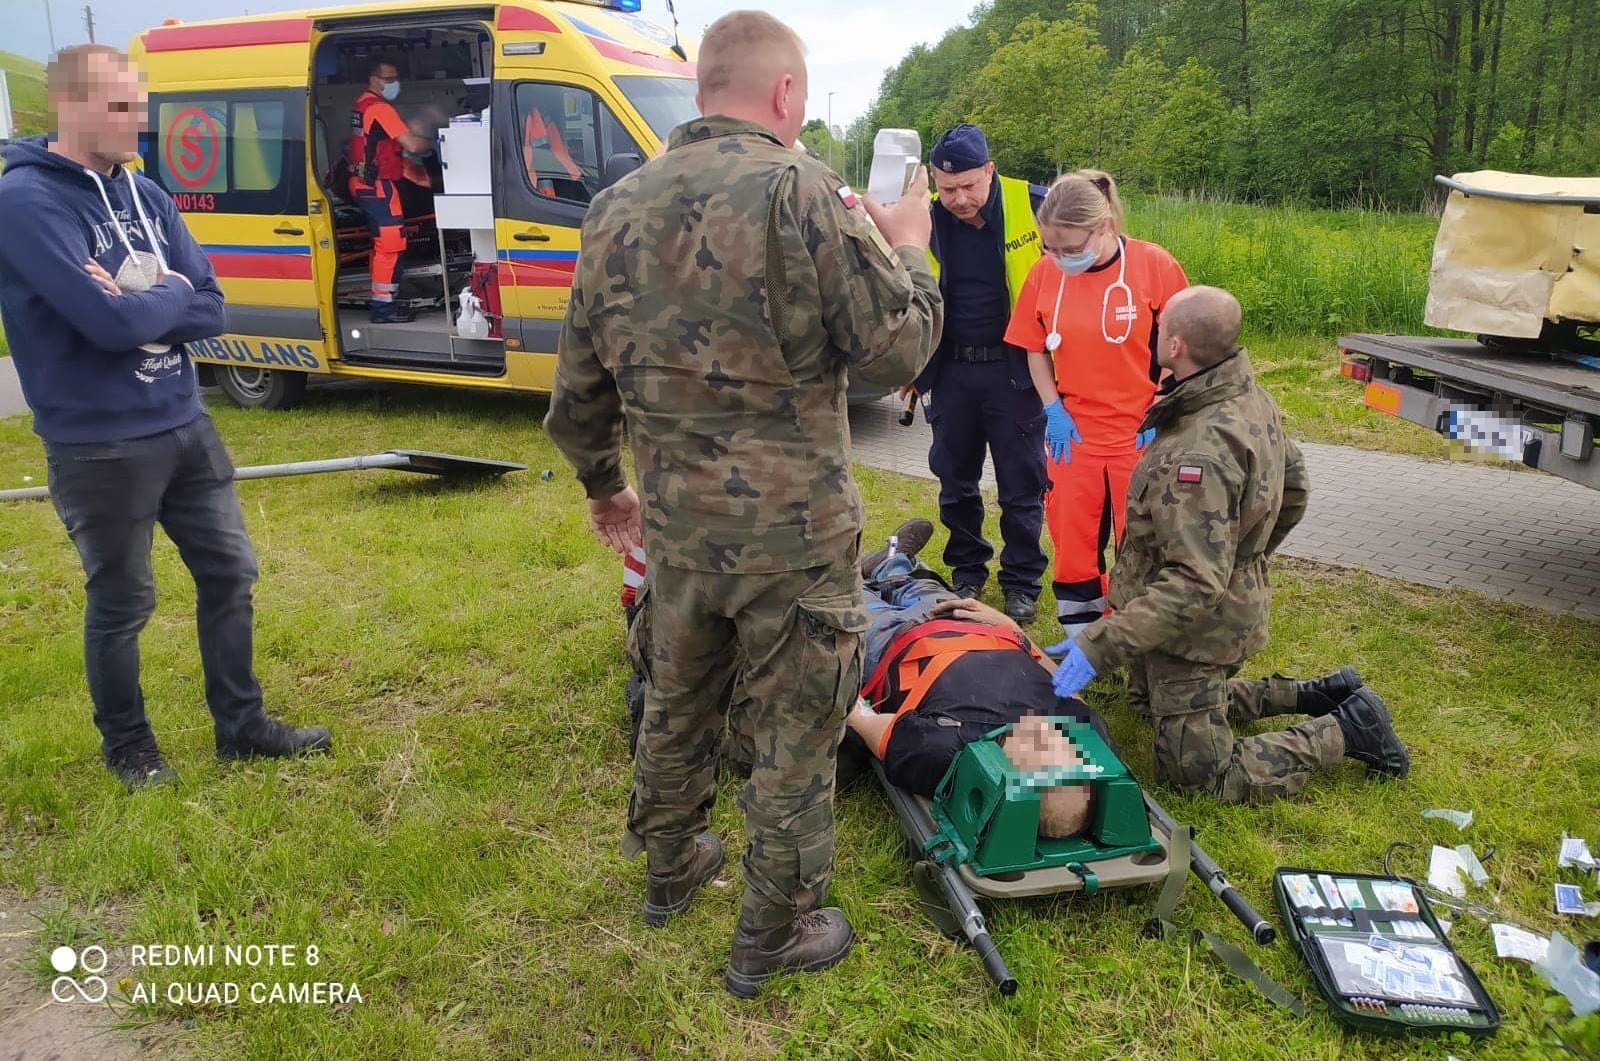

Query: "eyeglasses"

xmin=1044 ymin=229 xmax=1098 ymax=257
xmin=374 ymin=73 xmax=399 ymax=83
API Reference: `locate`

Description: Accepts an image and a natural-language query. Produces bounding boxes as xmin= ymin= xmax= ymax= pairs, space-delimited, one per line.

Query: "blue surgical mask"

xmin=381 ymin=80 xmax=401 ymax=102
xmin=1051 ymin=248 xmax=1097 ymax=275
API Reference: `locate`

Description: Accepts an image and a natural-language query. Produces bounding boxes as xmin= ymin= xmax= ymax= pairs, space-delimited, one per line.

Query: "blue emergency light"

xmin=607 ymin=0 xmax=643 ymax=10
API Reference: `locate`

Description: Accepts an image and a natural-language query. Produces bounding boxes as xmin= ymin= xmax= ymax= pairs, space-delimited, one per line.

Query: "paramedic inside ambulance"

xmin=348 ymin=56 xmax=435 ymax=323
xmin=524 ymin=104 xmax=585 ymax=199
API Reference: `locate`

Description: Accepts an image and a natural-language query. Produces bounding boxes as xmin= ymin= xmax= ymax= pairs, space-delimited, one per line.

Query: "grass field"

xmin=2 ymin=50 xmax=47 ymax=136
xmin=1 ymin=385 xmax=1596 ymax=1059
xmin=1128 ymin=194 xmax=1439 ymax=337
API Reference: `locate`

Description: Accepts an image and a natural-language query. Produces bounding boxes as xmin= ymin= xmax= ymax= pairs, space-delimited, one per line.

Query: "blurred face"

xmin=932 ymin=162 xmax=994 ymax=222
xmin=55 ymin=53 xmax=146 ymax=167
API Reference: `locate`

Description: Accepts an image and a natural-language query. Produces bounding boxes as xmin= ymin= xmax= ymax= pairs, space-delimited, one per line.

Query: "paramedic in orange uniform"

xmin=1004 ymin=170 xmax=1188 ymax=655
xmin=523 ymin=107 xmax=584 ymax=197
xmin=348 ymin=57 xmax=435 ymax=323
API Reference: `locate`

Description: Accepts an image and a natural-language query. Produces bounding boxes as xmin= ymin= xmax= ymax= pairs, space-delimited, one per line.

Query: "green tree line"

xmin=857 ymin=0 xmax=1600 ymax=206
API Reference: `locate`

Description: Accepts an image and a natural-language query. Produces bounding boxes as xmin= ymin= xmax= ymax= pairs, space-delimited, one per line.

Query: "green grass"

xmin=1127 ymin=194 xmax=1440 ymax=337
xmin=1 ymin=50 xmax=47 ymax=136
xmin=2 ymin=385 xmax=1596 ymax=1058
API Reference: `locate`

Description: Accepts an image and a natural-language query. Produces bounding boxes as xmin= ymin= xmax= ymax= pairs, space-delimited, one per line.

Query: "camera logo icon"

xmin=50 ymin=945 xmax=109 ymax=1004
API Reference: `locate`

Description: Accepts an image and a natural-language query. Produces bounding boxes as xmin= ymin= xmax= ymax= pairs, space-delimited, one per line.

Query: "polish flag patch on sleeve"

xmin=837 ymin=185 xmax=860 ymax=209
xmin=1176 ymin=465 xmax=1205 ymax=484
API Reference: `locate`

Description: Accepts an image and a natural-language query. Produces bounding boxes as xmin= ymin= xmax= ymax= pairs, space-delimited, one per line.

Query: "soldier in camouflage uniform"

xmin=1051 ymin=286 xmax=1410 ymax=804
xmin=544 ymin=11 xmax=943 ymax=998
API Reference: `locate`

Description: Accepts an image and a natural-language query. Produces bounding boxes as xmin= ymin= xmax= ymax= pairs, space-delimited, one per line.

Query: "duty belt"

xmin=950 ymin=344 xmax=1009 ymax=363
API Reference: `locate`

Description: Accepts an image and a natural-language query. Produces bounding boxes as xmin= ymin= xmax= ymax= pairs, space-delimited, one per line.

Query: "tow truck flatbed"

xmin=1340 ymin=332 xmax=1600 ymax=491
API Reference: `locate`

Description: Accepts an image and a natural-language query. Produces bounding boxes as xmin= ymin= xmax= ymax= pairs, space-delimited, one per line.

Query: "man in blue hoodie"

xmin=0 ymin=44 xmax=332 ymax=790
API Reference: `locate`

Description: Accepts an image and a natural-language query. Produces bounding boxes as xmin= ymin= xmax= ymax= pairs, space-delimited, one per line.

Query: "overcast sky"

xmin=8 ymin=0 xmax=978 ymax=128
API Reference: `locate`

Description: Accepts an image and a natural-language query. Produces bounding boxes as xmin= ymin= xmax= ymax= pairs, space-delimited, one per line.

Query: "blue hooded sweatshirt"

xmin=0 ymin=135 xmax=226 ymax=443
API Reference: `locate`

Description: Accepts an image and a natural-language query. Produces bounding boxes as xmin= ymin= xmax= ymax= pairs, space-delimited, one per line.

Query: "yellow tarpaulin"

xmin=1424 ymin=170 xmax=1600 ymax=338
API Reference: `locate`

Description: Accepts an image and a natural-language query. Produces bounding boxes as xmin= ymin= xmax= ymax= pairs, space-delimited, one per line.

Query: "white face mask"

xmin=381 ymin=80 xmax=401 ymax=102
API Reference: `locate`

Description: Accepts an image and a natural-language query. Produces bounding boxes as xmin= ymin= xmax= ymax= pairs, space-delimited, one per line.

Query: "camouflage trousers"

xmin=1126 ymin=651 xmax=1344 ymax=805
xmin=624 ymin=555 xmax=867 ymax=930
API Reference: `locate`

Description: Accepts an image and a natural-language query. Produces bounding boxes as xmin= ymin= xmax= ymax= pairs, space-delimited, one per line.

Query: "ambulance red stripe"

xmin=206 ymin=252 xmax=315 ymax=281
xmin=145 ymin=18 xmax=314 ymax=53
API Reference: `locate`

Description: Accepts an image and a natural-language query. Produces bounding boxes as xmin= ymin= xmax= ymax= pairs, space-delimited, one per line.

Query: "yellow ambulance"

xmin=129 ymin=0 xmax=699 ymax=408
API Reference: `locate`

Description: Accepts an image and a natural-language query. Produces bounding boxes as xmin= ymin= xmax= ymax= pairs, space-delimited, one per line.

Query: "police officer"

xmin=544 ymin=11 xmax=942 ymax=997
xmin=347 ymin=57 xmax=433 ymax=323
xmin=1051 ymin=286 xmax=1410 ymax=803
xmin=922 ymin=124 xmax=1049 ymax=621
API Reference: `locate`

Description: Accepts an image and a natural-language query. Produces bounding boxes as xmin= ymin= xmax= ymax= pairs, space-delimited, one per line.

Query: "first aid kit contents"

xmin=1274 ymin=868 xmax=1500 ymax=1036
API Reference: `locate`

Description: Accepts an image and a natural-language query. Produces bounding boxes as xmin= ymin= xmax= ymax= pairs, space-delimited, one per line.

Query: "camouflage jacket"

xmin=544 ymin=116 xmax=943 ymax=573
xmin=1078 ymin=349 xmax=1310 ymax=670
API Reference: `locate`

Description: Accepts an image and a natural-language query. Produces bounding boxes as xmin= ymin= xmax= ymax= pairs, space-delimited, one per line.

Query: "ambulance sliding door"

xmin=144 ymin=88 xmax=327 ymax=407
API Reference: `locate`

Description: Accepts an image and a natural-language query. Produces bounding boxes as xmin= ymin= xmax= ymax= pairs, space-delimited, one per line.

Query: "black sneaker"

xmin=370 ymin=301 xmax=415 ymax=324
xmin=858 ymin=518 xmax=935 ymax=579
xmin=1333 ymin=688 xmax=1410 ymax=778
xmin=1003 ymin=591 xmax=1037 ymax=622
xmin=217 ymin=717 xmax=333 ymax=762
xmin=106 ymin=743 xmax=178 ymax=792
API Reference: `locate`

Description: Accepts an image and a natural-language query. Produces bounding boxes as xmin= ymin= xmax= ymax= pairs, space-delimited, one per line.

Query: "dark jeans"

xmin=926 ymin=359 xmax=1048 ymax=598
xmin=45 ymin=414 xmax=267 ymax=760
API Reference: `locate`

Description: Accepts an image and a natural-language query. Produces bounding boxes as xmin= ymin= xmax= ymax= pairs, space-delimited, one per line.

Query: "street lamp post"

xmin=826 ymin=91 xmax=836 ymax=171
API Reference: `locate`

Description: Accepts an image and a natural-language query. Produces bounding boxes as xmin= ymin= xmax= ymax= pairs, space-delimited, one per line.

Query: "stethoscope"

xmin=1043 ymin=236 xmax=1137 ymax=352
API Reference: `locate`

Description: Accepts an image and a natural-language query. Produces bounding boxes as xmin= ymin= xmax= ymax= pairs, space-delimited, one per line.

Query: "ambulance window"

xmin=233 ymin=102 xmax=286 ymax=192
xmin=146 ymin=90 xmax=306 ymax=215
xmin=598 ymin=107 xmax=643 ymax=163
xmin=611 ymin=75 xmax=697 ymax=142
xmin=516 ymin=84 xmax=599 ymax=205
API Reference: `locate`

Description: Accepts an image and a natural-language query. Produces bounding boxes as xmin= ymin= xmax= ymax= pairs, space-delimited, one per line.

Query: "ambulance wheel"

xmin=216 ymin=366 xmax=307 ymax=410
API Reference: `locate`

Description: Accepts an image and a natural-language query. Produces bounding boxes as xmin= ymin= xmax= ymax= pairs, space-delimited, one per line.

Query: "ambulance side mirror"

xmin=601 ymin=152 xmax=644 ymax=189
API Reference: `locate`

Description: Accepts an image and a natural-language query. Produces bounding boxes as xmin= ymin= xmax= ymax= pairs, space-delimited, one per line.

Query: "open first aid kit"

xmin=1274 ymin=868 xmax=1500 ymax=1037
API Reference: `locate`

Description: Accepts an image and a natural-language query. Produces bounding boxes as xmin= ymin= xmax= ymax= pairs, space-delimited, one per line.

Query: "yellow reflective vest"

xmin=928 ymin=175 xmax=1042 ymax=309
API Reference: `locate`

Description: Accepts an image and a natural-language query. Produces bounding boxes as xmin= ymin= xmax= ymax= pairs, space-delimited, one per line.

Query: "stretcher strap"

xmin=864 ymin=623 xmax=1029 ymax=759
xmin=1192 ymin=930 xmax=1308 ymax=1017
xmin=860 ymin=619 xmax=1026 ymax=703
xmin=1146 ymin=822 xmax=1192 ymax=939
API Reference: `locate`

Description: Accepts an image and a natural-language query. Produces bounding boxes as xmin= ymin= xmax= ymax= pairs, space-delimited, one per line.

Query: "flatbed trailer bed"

xmin=1340 ymin=332 xmax=1600 ymax=491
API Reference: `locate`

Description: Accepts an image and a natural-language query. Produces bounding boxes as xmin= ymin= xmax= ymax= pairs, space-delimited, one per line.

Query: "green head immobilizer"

xmin=926 ymin=718 xmax=1162 ymax=878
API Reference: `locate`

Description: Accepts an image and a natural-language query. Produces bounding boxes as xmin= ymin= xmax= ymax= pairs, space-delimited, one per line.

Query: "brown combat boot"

xmin=723 ymin=908 xmax=855 ymax=998
xmin=643 ymin=834 xmax=725 ymax=927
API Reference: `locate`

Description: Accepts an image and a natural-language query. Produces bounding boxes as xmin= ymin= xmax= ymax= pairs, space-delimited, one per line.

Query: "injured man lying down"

xmin=841 ymin=519 xmax=1104 ymax=837
xmin=622 ymin=518 xmax=1107 ymax=838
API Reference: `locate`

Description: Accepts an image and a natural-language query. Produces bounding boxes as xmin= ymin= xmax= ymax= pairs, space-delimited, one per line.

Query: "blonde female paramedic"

xmin=1003 ymin=170 xmax=1188 ymax=656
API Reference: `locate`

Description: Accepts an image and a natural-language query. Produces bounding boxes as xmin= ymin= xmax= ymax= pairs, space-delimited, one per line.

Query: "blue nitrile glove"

xmin=1135 ymin=426 xmax=1156 ymax=451
xmin=1051 ymin=642 xmax=1098 ymax=698
xmin=1044 ymin=399 xmax=1082 ymax=463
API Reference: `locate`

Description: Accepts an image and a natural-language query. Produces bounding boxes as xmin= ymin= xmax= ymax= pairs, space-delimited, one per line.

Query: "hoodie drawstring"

xmin=124 ymin=167 xmax=169 ymax=273
xmin=84 ymin=166 xmax=168 ymax=274
xmin=85 ymin=166 xmax=174 ymax=354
